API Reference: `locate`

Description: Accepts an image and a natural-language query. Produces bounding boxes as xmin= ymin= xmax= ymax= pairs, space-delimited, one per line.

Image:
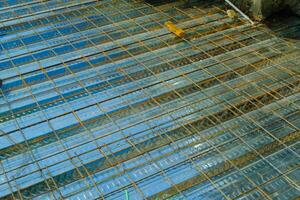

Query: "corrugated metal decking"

xmin=0 ymin=0 xmax=299 ymax=199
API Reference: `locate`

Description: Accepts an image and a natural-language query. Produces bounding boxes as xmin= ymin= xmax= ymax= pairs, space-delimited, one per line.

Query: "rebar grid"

xmin=0 ymin=0 xmax=299 ymax=199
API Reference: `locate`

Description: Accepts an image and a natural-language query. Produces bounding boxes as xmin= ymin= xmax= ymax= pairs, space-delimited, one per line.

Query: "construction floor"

xmin=0 ymin=0 xmax=299 ymax=199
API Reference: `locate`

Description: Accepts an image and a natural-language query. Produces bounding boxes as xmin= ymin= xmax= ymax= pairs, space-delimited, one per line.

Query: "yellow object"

xmin=164 ymin=21 xmax=185 ymax=37
xmin=227 ymin=9 xmax=237 ymax=18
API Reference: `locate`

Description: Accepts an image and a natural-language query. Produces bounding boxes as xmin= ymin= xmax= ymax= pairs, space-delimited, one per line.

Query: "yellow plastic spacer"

xmin=164 ymin=21 xmax=185 ymax=38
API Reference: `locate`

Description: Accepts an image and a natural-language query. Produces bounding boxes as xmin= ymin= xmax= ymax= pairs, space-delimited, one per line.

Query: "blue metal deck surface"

xmin=0 ymin=0 xmax=299 ymax=199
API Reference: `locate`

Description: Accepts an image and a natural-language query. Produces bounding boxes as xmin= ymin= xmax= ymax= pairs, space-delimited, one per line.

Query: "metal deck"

xmin=0 ymin=0 xmax=299 ymax=199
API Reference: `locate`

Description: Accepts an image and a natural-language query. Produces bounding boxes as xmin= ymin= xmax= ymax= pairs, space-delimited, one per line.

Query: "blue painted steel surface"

xmin=0 ymin=0 xmax=299 ymax=199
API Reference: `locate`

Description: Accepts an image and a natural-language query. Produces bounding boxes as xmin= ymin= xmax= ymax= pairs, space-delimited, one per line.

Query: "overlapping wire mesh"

xmin=0 ymin=0 xmax=299 ymax=199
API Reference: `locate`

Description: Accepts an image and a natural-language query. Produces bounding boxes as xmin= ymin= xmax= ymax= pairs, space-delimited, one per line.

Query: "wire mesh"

xmin=0 ymin=0 xmax=299 ymax=199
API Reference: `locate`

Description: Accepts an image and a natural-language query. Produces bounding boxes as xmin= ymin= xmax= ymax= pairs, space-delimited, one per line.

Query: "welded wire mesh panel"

xmin=0 ymin=0 xmax=299 ymax=199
